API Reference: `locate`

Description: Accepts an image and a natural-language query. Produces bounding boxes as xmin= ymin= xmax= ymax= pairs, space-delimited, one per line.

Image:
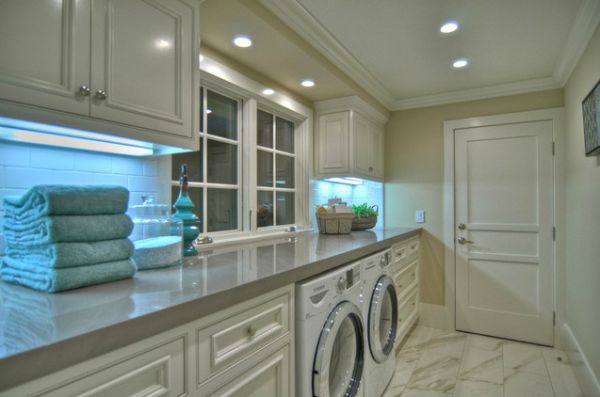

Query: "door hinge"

xmin=553 ymin=311 xmax=556 ymax=326
xmin=553 ymin=227 xmax=556 ymax=241
xmin=552 ymin=142 xmax=555 ymax=156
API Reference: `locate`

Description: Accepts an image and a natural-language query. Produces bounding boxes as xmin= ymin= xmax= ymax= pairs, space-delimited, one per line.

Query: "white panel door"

xmin=455 ymin=120 xmax=555 ymax=345
xmin=91 ymin=0 xmax=195 ymax=137
xmin=0 ymin=0 xmax=91 ymax=115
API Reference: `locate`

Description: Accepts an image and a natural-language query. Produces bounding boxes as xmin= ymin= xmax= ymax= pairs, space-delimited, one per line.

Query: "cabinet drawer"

xmin=394 ymin=260 xmax=418 ymax=299
xmin=38 ymin=336 xmax=186 ymax=397
xmin=196 ymin=292 xmax=290 ymax=386
xmin=392 ymin=244 xmax=410 ymax=264
xmin=200 ymin=343 xmax=291 ymax=397
xmin=407 ymin=238 xmax=420 ymax=257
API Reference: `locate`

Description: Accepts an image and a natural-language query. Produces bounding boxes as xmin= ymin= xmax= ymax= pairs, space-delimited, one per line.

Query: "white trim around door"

xmin=442 ymin=108 xmax=565 ymax=347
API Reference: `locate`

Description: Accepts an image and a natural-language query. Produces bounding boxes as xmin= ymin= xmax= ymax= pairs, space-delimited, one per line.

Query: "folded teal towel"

xmin=1 ymin=257 xmax=137 ymax=293
xmin=3 ymin=185 xmax=129 ymax=222
xmin=3 ymin=214 xmax=133 ymax=245
xmin=5 ymin=239 xmax=134 ymax=268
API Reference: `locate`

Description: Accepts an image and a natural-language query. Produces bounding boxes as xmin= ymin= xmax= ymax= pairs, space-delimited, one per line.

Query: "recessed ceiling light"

xmin=262 ymin=88 xmax=275 ymax=95
xmin=453 ymin=58 xmax=469 ymax=68
xmin=440 ymin=21 xmax=459 ymax=34
xmin=301 ymin=79 xmax=315 ymax=87
xmin=233 ymin=35 xmax=253 ymax=48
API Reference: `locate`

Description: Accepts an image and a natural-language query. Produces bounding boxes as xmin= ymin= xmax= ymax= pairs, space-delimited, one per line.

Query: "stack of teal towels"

xmin=1 ymin=185 xmax=137 ymax=293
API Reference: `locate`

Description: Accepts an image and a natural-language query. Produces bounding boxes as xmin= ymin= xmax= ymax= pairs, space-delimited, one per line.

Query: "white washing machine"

xmin=296 ymin=261 xmax=365 ymax=397
xmin=361 ymin=249 xmax=398 ymax=397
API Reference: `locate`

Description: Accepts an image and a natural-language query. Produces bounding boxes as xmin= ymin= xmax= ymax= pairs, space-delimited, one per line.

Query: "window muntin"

xmin=171 ymin=87 xmax=241 ymax=234
xmin=256 ymin=109 xmax=296 ymax=228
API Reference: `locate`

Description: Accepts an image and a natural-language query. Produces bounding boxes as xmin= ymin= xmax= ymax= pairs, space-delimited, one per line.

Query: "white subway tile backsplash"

xmin=30 ymin=147 xmax=75 ymax=170
xmin=75 ymin=152 xmax=113 ymax=173
xmin=0 ymin=143 xmax=29 ymax=167
xmin=143 ymin=159 xmax=158 ymax=176
xmin=111 ymin=156 xmax=144 ymax=175
xmin=0 ymin=142 xmax=171 ymax=255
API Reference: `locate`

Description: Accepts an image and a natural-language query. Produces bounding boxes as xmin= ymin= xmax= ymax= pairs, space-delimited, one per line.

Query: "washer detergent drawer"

xmin=394 ymin=259 xmax=418 ymax=300
xmin=196 ymin=292 xmax=290 ymax=386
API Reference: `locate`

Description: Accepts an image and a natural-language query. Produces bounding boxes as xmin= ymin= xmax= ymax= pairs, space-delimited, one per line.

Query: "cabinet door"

xmin=91 ymin=0 xmax=197 ymax=138
xmin=369 ymin=125 xmax=384 ymax=179
xmin=317 ymin=112 xmax=350 ymax=175
xmin=0 ymin=0 xmax=91 ymax=115
xmin=353 ymin=113 xmax=371 ymax=176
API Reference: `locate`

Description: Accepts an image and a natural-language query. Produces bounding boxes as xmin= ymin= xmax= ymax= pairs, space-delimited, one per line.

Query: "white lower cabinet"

xmin=1 ymin=285 xmax=294 ymax=397
xmin=392 ymin=236 xmax=421 ymax=349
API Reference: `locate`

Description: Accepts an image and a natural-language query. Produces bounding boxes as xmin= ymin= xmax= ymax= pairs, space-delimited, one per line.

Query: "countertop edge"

xmin=0 ymin=228 xmax=421 ymax=390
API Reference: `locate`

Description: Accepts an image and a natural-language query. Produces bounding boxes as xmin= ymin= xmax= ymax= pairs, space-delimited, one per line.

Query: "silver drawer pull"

xmin=246 ymin=326 xmax=256 ymax=337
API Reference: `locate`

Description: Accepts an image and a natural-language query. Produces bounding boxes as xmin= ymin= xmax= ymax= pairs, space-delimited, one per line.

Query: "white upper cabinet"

xmin=0 ymin=0 xmax=200 ymax=151
xmin=0 ymin=0 xmax=91 ymax=115
xmin=314 ymin=96 xmax=388 ymax=181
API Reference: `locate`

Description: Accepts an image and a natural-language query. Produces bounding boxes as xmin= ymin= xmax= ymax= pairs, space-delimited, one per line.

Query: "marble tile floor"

xmin=382 ymin=325 xmax=582 ymax=397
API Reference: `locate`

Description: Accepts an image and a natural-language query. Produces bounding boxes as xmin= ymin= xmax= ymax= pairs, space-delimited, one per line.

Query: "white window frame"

xmin=172 ymin=54 xmax=312 ymax=244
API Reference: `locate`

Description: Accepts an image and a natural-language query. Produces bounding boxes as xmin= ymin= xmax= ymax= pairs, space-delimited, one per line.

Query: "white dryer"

xmin=296 ymin=261 xmax=365 ymax=397
xmin=361 ymin=249 xmax=398 ymax=397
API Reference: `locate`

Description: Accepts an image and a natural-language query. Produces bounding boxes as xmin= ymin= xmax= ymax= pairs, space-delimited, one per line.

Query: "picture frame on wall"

xmin=582 ymin=78 xmax=600 ymax=156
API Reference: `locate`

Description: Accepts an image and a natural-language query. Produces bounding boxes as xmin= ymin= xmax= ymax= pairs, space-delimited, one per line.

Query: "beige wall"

xmin=563 ymin=24 xmax=600 ymax=380
xmin=384 ymin=89 xmax=564 ymax=305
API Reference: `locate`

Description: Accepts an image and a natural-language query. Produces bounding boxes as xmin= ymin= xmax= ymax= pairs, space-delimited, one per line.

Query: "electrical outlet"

xmin=416 ymin=210 xmax=425 ymax=223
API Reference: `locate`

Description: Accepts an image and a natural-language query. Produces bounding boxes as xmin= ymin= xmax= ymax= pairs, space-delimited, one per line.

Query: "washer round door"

xmin=313 ymin=301 xmax=365 ymax=397
xmin=368 ymin=275 xmax=398 ymax=363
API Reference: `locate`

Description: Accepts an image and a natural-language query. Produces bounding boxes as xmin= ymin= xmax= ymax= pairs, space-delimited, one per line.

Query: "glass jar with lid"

xmin=129 ymin=196 xmax=183 ymax=270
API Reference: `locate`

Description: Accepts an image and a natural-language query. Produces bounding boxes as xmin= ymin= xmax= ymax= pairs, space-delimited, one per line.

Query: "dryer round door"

xmin=368 ymin=275 xmax=398 ymax=363
xmin=313 ymin=301 xmax=365 ymax=397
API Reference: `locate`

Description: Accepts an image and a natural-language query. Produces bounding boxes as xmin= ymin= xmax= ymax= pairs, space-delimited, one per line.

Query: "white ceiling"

xmin=261 ymin=0 xmax=600 ymax=109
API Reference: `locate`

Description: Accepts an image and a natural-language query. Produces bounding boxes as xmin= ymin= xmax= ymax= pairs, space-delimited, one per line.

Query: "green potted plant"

xmin=351 ymin=203 xmax=379 ymax=230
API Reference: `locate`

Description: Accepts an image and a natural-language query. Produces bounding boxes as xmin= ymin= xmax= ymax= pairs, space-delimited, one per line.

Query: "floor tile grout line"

xmin=542 ymin=348 xmax=559 ymax=397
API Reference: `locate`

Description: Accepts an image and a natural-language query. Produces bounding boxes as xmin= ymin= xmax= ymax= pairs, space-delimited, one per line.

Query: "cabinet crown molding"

xmin=314 ymin=96 xmax=389 ymax=126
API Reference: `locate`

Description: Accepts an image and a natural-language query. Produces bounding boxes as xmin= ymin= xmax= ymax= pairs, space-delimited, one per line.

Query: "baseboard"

xmin=562 ymin=323 xmax=600 ymax=397
xmin=418 ymin=303 xmax=451 ymax=330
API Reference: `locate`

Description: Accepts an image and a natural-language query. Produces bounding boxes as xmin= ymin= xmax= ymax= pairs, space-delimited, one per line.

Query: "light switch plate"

xmin=416 ymin=210 xmax=425 ymax=223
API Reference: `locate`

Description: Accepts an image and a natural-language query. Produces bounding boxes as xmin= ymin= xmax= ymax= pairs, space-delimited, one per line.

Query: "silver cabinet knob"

xmin=457 ymin=237 xmax=474 ymax=245
xmin=95 ymin=89 xmax=107 ymax=100
xmin=369 ymin=166 xmax=373 ymax=172
xmin=458 ymin=223 xmax=467 ymax=230
xmin=78 ymin=85 xmax=91 ymax=96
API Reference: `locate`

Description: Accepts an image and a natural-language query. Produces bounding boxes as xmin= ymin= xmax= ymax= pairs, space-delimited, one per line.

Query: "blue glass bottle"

xmin=172 ymin=164 xmax=200 ymax=256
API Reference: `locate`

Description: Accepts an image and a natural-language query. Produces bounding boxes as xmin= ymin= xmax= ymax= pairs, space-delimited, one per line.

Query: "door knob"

xmin=457 ymin=237 xmax=474 ymax=245
xmin=458 ymin=223 xmax=466 ymax=230
xmin=95 ymin=89 xmax=107 ymax=100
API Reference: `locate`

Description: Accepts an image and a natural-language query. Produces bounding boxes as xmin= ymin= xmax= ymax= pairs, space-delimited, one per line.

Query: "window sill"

xmin=193 ymin=227 xmax=312 ymax=252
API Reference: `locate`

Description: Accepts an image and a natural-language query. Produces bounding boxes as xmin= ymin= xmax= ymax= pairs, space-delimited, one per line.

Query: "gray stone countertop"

xmin=0 ymin=227 xmax=420 ymax=389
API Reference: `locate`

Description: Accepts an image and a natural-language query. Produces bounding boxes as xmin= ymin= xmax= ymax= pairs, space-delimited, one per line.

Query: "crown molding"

xmin=258 ymin=0 xmax=396 ymax=109
xmin=553 ymin=0 xmax=600 ymax=86
xmin=392 ymin=77 xmax=560 ymax=111
xmin=314 ymin=96 xmax=389 ymax=125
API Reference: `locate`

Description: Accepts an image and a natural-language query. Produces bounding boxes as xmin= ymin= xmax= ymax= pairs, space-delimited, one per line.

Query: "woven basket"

xmin=351 ymin=215 xmax=378 ymax=230
xmin=316 ymin=212 xmax=355 ymax=234
xmin=351 ymin=205 xmax=379 ymax=230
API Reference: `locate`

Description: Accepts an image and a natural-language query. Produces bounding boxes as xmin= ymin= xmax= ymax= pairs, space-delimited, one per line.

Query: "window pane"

xmin=257 ymin=150 xmax=273 ymax=187
xmin=257 ymin=190 xmax=274 ymax=228
xmin=276 ymin=192 xmax=295 ymax=225
xmin=171 ymin=186 xmax=203 ymax=221
xmin=207 ymin=91 xmax=237 ymax=140
xmin=257 ymin=110 xmax=273 ymax=148
xmin=171 ymin=140 xmax=203 ymax=182
xmin=207 ymin=189 xmax=238 ymax=232
xmin=276 ymin=154 xmax=294 ymax=188
xmin=207 ymin=139 xmax=237 ymax=184
xmin=276 ymin=117 xmax=294 ymax=153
